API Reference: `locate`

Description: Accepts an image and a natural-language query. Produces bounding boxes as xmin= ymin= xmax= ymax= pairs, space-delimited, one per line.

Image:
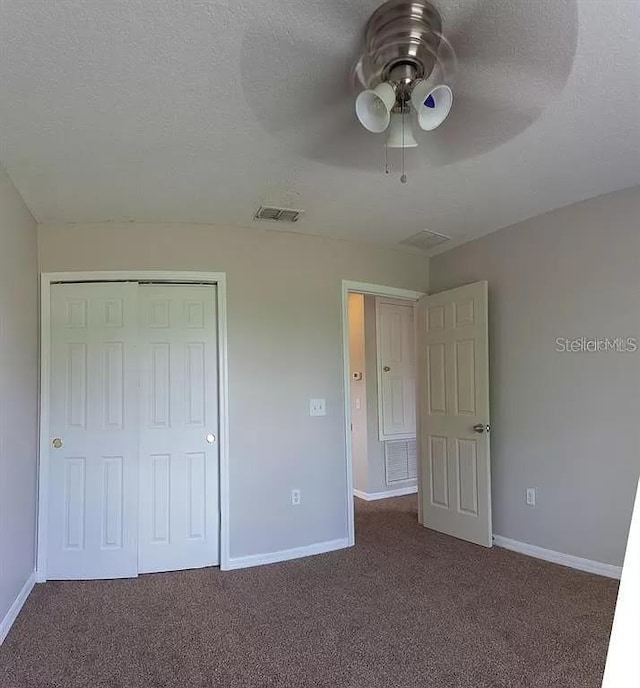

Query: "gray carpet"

xmin=0 ymin=496 xmax=618 ymax=687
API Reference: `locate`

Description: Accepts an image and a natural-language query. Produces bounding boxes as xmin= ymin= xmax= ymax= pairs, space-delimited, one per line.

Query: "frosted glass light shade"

xmin=355 ymin=82 xmax=397 ymax=133
xmin=386 ymin=113 xmax=418 ymax=148
xmin=410 ymin=81 xmax=453 ymax=131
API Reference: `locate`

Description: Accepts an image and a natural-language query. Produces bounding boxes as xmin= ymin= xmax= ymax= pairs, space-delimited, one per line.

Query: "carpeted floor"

xmin=0 ymin=496 xmax=618 ymax=687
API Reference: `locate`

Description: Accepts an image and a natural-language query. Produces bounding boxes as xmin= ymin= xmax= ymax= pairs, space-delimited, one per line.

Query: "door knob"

xmin=473 ymin=424 xmax=490 ymax=434
xmin=206 ymin=433 xmax=216 ymax=444
xmin=383 ymin=366 xmax=391 ymax=372
xmin=52 ymin=438 xmax=63 ymax=449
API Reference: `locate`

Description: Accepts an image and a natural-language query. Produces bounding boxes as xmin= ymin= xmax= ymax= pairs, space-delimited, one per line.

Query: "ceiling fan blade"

xmin=416 ymin=91 xmax=539 ymax=167
xmin=240 ymin=0 xmax=372 ymax=136
xmin=403 ymin=0 xmax=580 ymax=166
xmin=241 ymin=31 xmax=353 ymax=136
xmin=443 ymin=0 xmax=578 ymax=90
xmin=285 ymin=99 xmax=385 ymax=172
xmin=291 ymin=100 xmax=436 ymax=174
xmin=276 ymin=79 xmax=538 ymax=173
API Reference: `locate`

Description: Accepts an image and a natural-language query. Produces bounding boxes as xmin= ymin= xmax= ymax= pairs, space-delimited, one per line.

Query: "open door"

xmin=416 ymin=281 xmax=492 ymax=547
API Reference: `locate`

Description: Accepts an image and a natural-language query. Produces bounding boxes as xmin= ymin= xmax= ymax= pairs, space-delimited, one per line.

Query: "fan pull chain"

xmin=400 ymin=107 xmax=407 ymax=184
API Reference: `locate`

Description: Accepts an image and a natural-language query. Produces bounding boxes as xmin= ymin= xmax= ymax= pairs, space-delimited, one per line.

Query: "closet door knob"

xmin=383 ymin=366 xmax=391 ymax=372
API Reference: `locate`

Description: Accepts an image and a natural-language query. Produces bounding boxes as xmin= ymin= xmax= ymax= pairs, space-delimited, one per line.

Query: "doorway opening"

xmin=341 ymin=282 xmax=425 ymax=545
xmin=343 ymin=279 xmax=493 ymax=550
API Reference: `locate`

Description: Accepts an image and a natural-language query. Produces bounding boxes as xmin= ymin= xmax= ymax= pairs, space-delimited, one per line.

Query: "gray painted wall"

xmin=38 ymin=222 xmax=430 ymax=559
xmin=430 ymin=186 xmax=640 ymax=567
xmin=0 ymin=165 xmax=38 ymax=624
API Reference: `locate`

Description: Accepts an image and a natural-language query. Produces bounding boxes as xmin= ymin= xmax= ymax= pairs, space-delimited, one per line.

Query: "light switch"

xmin=309 ymin=398 xmax=326 ymax=416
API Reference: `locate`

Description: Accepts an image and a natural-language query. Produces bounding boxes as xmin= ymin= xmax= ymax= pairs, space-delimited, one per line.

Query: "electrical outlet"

xmin=291 ymin=489 xmax=301 ymax=506
xmin=526 ymin=488 xmax=536 ymax=507
xmin=309 ymin=399 xmax=326 ymax=416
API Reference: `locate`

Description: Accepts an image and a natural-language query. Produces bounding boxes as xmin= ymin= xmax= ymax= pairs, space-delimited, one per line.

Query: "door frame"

xmin=341 ymin=281 xmax=425 ymax=545
xmin=36 ymin=271 xmax=231 ymax=580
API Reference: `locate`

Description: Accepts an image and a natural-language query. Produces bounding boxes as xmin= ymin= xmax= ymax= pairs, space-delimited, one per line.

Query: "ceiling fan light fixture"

xmin=411 ymin=81 xmax=453 ymax=131
xmin=355 ymin=82 xmax=397 ymax=133
xmin=386 ymin=112 xmax=418 ymax=148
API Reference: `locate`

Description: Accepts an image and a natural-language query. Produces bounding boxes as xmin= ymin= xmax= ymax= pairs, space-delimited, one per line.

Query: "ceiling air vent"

xmin=399 ymin=229 xmax=451 ymax=252
xmin=254 ymin=205 xmax=304 ymax=224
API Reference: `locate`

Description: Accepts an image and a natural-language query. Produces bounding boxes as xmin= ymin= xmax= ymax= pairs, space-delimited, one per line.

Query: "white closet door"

xmin=377 ymin=298 xmax=416 ymax=440
xmin=138 ymin=285 xmax=219 ymax=573
xmin=47 ymin=283 xmax=139 ymax=579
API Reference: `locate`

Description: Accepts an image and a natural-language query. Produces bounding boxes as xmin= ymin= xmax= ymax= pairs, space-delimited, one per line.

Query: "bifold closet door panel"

xmin=138 ymin=285 xmax=220 ymax=573
xmin=47 ymin=282 xmax=140 ymax=580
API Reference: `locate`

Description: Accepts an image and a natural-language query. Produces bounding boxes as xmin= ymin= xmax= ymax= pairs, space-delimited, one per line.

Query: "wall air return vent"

xmin=399 ymin=230 xmax=451 ymax=252
xmin=254 ymin=206 xmax=305 ymax=224
xmin=385 ymin=439 xmax=418 ymax=484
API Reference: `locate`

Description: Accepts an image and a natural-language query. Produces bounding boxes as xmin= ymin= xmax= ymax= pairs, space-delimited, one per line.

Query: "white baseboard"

xmin=0 ymin=572 xmax=36 ymax=645
xmin=354 ymin=485 xmax=418 ymax=501
xmin=493 ymin=535 xmax=622 ymax=580
xmin=225 ymin=538 xmax=350 ymax=571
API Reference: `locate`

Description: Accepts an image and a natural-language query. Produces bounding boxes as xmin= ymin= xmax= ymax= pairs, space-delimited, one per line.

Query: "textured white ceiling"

xmin=0 ymin=0 xmax=638 ymax=253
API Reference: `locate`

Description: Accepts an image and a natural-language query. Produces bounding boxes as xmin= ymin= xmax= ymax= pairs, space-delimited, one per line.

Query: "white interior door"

xmin=138 ymin=285 xmax=220 ymax=573
xmin=416 ymin=281 xmax=492 ymax=547
xmin=377 ymin=298 xmax=416 ymax=440
xmin=47 ymin=283 xmax=139 ymax=579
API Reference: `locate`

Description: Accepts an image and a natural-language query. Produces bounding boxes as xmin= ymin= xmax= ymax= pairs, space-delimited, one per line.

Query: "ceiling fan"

xmin=352 ymin=0 xmax=457 ymax=181
xmin=241 ymin=0 xmax=578 ymax=175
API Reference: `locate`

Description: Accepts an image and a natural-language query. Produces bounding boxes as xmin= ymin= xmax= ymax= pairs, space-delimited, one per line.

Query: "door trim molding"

xmin=341 ymin=281 xmax=425 ymax=547
xmin=37 ymin=271 xmax=231 ymax=579
xmin=493 ymin=535 xmax=622 ymax=579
